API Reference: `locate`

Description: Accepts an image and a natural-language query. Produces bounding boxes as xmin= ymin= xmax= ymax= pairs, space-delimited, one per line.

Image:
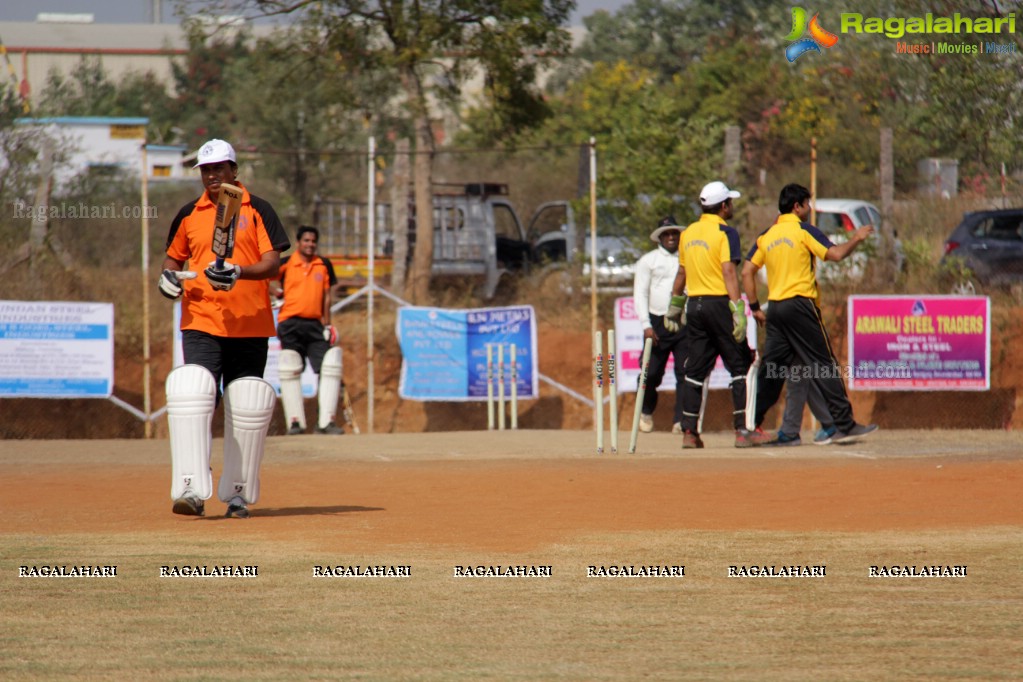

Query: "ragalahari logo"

xmin=785 ymin=7 xmax=839 ymax=62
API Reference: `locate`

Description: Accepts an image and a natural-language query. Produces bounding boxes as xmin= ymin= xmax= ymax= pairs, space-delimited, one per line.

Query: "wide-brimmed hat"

xmin=193 ymin=139 xmax=236 ymax=168
xmin=650 ymin=215 xmax=683 ymax=242
xmin=699 ymin=181 xmax=741 ymax=207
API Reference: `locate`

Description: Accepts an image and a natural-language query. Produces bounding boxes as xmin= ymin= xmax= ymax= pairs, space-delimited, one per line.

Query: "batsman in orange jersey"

xmin=158 ymin=138 xmax=291 ymax=520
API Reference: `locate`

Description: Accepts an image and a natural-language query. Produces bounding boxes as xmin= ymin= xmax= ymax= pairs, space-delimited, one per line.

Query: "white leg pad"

xmin=317 ymin=346 xmax=343 ymax=429
xmin=278 ymin=349 xmax=306 ymax=430
xmin=218 ymin=377 xmax=276 ymax=505
xmin=166 ymin=365 xmax=216 ymax=501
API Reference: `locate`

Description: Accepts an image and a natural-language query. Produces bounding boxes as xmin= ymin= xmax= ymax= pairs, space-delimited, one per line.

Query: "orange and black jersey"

xmin=277 ymin=254 xmax=337 ymax=323
xmin=165 ymin=182 xmax=290 ymax=338
xmin=746 ymin=213 xmax=834 ymax=301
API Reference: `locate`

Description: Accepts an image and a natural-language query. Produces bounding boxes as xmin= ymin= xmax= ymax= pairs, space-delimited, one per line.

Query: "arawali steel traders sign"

xmin=848 ymin=296 xmax=989 ymax=390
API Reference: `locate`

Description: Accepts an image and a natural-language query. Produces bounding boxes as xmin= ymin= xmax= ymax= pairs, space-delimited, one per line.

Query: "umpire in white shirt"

xmin=633 ymin=216 xmax=689 ymax=433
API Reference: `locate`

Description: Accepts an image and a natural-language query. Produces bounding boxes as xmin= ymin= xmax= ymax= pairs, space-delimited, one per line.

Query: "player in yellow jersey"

xmin=665 ymin=181 xmax=775 ymax=449
xmin=742 ymin=183 xmax=878 ymax=444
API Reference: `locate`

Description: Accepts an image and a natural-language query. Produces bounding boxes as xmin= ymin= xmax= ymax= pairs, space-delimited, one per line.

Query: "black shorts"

xmin=277 ymin=316 xmax=330 ymax=374
xmin=181 ymin=330 xmax=269 ymax=390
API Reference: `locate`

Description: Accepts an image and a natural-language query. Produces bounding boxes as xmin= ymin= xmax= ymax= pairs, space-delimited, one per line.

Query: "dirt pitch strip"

xmin=2 ymin=429 xmax=1021 ymax=681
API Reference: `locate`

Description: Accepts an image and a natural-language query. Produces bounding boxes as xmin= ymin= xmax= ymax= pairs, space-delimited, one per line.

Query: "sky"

xmin=0 ymin=0 xmax=630 ymax=27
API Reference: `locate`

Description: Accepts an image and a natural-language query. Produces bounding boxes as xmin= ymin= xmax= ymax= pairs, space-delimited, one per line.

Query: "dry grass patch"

xmin=3 ymin=529 xmax=1021 ymax=680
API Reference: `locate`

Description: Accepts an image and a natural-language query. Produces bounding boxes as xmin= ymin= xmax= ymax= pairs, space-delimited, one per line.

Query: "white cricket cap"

xmin=699 ymin=181 xmax=741 ymax=207
xmin=193 ymin=139 xmax=236 ymax=168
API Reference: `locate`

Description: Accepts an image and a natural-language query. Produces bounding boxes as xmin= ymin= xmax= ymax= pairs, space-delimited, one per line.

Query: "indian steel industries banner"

xmin=0 ymin=300 xmax=114 ymax=398
xmin=173 ymin=302 xmax=318 ymax=397
xmin=397 ymin=305 xmax=538 ymax=401
xmin=848 ymin=295 xmax=990 ymax=391
xmin=614 ymin=297 xmax=754 ymax=392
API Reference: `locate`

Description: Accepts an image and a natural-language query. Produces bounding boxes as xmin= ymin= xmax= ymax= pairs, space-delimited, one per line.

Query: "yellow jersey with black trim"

xmin=747 ymin=213 xmax=834 ymax=301
xmin=678 ymin=214 xmax=742 ymax=297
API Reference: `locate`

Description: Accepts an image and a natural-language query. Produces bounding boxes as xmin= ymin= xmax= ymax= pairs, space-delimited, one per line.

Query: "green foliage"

xmin=35 ymin=56 xmax=177 ymax=141
xmin=249 ymin=0 xmax=573 ymax=137
xmin=568 ymin=0 xmax=1023 ymax=200
xmin=169 ymin=28 xmax=254 ymax=148
xmin=0 ymin=84 xmax=49 ymax=237
xmin=465 ymin=59 xmax=725 ymax=243
xmin=575 ymin=0 xmax=789 ymax=82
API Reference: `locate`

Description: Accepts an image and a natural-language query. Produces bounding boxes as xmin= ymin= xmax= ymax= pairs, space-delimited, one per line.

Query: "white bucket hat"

xmin=650 ymin=215 xmax=683 ymax=242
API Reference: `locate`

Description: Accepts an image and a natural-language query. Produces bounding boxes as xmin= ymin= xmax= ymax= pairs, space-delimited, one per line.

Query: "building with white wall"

xmin=15 ymin=116 xmax=187 ymax=187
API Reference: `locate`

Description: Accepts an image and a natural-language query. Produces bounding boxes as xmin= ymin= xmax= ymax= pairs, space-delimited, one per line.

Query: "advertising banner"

xmin=0 ymin=301 xmax=114 ymax=398
xmin=613 ymin=296 xmax=755 ymax=392
xmin=848 ymin=295 xmax=990 ymax=390
xmin=397 ymin=305 xmax=538 ymax=401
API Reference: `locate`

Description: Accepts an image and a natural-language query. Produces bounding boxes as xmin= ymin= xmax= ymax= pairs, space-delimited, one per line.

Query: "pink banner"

xmin=848 ymin=296 xmax=990 ymax=390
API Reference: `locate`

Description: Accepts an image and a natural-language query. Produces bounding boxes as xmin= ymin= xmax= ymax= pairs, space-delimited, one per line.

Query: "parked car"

xmin=527 ymin=201 xmax=641 ymax=292
xmin=941 ymin=208 xmax=1023 ymax=292
xmin=755 ymin=198 xmax=901 ymax=284
xmin=812 ymin=198 xmax=904 ymax=281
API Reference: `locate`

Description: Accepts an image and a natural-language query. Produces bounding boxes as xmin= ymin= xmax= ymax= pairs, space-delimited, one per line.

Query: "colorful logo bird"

xmin=785 ymin=7 xmax=838 ymax=62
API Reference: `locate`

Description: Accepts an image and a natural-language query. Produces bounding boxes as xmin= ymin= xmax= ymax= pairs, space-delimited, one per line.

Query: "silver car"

xmin=813 ymin=198 xmax=903 ymax=281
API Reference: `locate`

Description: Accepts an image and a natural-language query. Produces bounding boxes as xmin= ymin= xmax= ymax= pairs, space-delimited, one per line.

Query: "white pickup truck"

xmin=314 ymin=183 xmax=637 ymax=298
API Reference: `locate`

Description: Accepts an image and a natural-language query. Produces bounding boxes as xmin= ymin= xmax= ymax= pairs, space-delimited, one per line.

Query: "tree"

xmin=574 ymin=0 xmax=790 ymax=83
xmin=220 ymin=25 xmax=380 ymax=220
xmin=34 ymin=56 xmax=178 ymax=146
xmin=230 ymin=0 xmax=574 ymax=303
xmin=169 ymin=27 xmax=254 ymax=149
xmin=496 ymin=60 xmax=726 ymax=241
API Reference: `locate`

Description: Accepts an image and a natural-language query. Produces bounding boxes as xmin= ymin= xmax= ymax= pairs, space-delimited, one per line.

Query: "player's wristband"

xmin=748 ymin=301 xmax=761 ymax=313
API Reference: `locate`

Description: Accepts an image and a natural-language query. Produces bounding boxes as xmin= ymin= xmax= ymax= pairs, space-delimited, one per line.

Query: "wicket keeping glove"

xmin=205 ymin=261 xmax=241 ymax=291
xmin=729 ymin=299 xmax=747 ymax=343
xmin=663 ymin=295 xmax=687 ymax=333
xmin=323 ymin=324 xmax=338 ymax=345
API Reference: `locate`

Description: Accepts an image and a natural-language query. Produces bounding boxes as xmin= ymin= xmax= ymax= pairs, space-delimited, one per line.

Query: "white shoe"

xmin=639 ymin=413 xmax=654 ymax=433
xmin=672 ymin=422 xmax=682 ymax=435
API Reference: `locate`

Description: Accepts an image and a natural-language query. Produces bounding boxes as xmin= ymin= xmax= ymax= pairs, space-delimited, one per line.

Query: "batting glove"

xmin=663 ymin=294 xmax=687 ymax=333
xmin=205 ymin=262 xmax=241 ymax=291
xmin=323 ymin=324 xmax=338 ymax=345
xmin=729 ymin=299 xmax=747 ymax=343
xmin=159 ymin=270 xmax=185 ymax=299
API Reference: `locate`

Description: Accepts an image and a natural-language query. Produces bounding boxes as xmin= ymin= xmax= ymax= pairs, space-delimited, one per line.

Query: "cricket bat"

xmin=212 ymin=183 xmax=243 ymax=269
xmin=745 ymin=352 xmax=761 ymax=431
xmin=341 ymin=384 xmax=360 ymax=435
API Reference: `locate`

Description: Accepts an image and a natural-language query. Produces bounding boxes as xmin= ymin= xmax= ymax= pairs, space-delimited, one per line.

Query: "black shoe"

xmin=773 ymin=432 xmax=802 ymax=447
xmin=225 ymin=497 xmax=250 ymax=519
xmin=833 ymin=423 xmax=878 ymax=444
xmin=315 ymin=421 xmax=345 ymax=435
xmin=287 ymin=420 xmax=304 ymax=436
xmin=172 ymin=493 xmax=204 ymax=517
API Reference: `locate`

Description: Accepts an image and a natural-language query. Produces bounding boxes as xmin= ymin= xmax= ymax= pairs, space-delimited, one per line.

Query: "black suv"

xmin=941 ymin=208 xmax=1023 ymax=290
